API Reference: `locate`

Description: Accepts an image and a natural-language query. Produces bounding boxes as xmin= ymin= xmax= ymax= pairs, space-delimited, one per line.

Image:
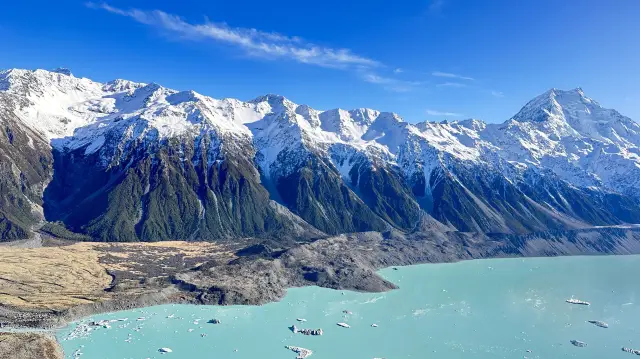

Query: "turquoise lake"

xmin=58 ymin=255 xmax=640 ymax=358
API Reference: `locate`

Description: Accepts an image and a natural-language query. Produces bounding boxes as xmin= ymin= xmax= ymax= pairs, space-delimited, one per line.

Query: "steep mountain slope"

xmin=1 ymin=68 xmax=639 ymax=241
xmin=0 ymin=92 xmax=53 ymax=239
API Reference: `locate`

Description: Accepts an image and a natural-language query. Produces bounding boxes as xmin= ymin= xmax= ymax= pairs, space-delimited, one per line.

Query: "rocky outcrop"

xmin=174 ymin=226 xmax=640 ymax=306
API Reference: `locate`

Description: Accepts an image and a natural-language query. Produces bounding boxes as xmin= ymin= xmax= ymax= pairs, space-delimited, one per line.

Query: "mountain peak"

xmin=52 ymin=67 xmax=72 ymax=76
xmin=0 ymin=68 xmax=30 ymax=91
xmin=512 ymin=87 xmax=602 ymax=124
xmin=250 ymin=93 xmax=289 ymax=104
xmin=454 ymin=118 xmax=486 ymax=131
xmin=249 ymin=93 xmax=299 ymax=116
xmin=544 ymin=87 xmax=589 ymax=102
xmin=375 ymin=111 xmax=404 ymax=124
xmin=103 ymin=79 xmax=147 ymax=92
xmin=506 ymin=87 xmax=639 ymax=148
xmin=0 ymin=68 xmax=104 ymax=102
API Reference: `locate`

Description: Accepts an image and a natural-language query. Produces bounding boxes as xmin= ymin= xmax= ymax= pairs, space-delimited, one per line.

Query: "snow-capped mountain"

xmin=489 ymin=88 xmax=640 ymax=196
xmin=1 ymin=68 xmax=639 ymax=242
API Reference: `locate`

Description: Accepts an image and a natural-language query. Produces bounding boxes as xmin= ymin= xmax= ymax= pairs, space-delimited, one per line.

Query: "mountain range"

xmin=1 ymin=68 xmax=639 ymax=242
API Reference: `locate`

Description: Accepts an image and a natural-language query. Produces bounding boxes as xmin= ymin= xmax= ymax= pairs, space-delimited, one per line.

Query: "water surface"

xmin=59 ymin=255 xmax=640 ymax=358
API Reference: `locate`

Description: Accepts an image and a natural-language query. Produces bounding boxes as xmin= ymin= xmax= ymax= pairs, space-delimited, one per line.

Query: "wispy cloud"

xmin=87 ymin=3 xmax=429 ymax=92
xmin=491 ymin=90 xmax=504 ymax=98
xmin=432 ymin=71 xmax=474 ymax=81
xmin=437 ymin=82 xmax=467 ymax=88
xmin=361 ymin=73 xmax=422 ymax=93
xmin=86 ymin=2 xmax=379 ymax=70
xmin=426 ymin=109 xmax=463 ymax=117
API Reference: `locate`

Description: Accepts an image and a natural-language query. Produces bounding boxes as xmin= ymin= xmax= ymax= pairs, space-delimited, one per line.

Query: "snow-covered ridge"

xmin=2 ymin=68 xmax=639 ymax=197
xmin=0 ymin=69 xmax=397 ymax=148
xmin=0 ymin=68 xmax=474 ymax=175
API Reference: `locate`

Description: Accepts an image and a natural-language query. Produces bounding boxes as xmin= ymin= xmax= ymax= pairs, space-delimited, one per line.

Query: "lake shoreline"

xmin=57 ymin=252 xmax=640 ymax=359
xmin=3 ymin=226 xmax=640 ymax=358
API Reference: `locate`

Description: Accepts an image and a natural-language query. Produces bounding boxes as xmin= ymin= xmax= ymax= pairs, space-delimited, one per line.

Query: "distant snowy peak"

xmin=513 ymin=88 xmax=592 ymax=123
xmin=510 ymin=87 xmax=640 ymax=145
xmin=513 ymin=87 xmax=622 ymax=126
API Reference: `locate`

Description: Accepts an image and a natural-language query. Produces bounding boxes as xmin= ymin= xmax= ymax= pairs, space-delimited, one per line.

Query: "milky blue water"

xmin=58 ymin=255 xmax=640 ymax=359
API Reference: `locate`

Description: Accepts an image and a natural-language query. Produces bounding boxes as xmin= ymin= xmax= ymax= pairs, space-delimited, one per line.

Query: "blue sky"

xmin=1 ymin=0 xmax=638 ymax=123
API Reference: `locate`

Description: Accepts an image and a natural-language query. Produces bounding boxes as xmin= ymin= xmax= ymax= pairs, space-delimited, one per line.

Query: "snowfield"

xmin=2 ymin=68 xmax=640 ymax=197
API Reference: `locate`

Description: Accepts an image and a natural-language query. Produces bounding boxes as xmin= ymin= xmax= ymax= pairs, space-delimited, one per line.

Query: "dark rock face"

xmin=6 ymin=123 xmax=640 ymax=243
xmin=518 ymin=169 xmax=640 ymax=225
xmin=43 ymin=131 xmax=319 ymax=242
xmin=0 ymin=96 xmax=52 ymax=241
xmin=405 ymin=159 xmax=640 ymax=234
xmin=275 ymin=155 xmax=388 ymax=235
xmin=348 ymin=161 xmax=421 ymax=231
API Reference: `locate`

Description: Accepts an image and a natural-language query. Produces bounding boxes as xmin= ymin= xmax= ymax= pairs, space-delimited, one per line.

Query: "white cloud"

xmin=361 ymin=73 xmax=422 ymax=92
xmin=432 ymin=71 xmax=474 ymax=81
xmin=87 ymin=3 xmax=429 ymax=93
xmin=491 ymin=90 xmax=504 ymax=97
xmin=86 ymin=2 xmax=380 ymax=69
xmin=426 ymin=109 xmax=463 ymax=117
xmin=437 ymin=82 xmax=467 ymax=88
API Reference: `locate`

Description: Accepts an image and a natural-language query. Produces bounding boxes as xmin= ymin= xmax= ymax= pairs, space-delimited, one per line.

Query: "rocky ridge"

xmin=1 ymin=69 xmax=640 ymax=242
